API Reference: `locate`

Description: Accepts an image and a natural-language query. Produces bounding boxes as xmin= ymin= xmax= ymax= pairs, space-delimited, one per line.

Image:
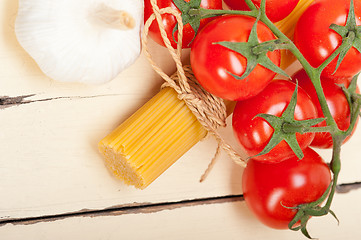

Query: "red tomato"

xmin=224 ymin=0 xmax=300 ymax=22
xmin=294 ymin=0 xmax=361 ymax=79
xmin=242 ymin=147 xmax=331 ymax=229
xmin=190 ymin=15 xmax=280 ymax=101
xmin=232 ymin=80 xmax=317 ymax=162
xmin=292 ymin=69 xmax=359 ymax=148
xmin=144 ymin=0 xmax=223 ymax=49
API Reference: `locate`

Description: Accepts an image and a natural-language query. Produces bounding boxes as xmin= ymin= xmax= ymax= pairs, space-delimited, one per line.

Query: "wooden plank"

xmin=1 ymin=189 xmax=360 ymax=240
xmin=0 ymin=89 xmax=246 ymax=219
xmin=0 ymin=95 xmax=244 ymax=219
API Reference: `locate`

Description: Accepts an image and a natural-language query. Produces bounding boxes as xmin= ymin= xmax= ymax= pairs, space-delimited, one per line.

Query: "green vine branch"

xmin=172 ymin=0 xmax=361 ymax=238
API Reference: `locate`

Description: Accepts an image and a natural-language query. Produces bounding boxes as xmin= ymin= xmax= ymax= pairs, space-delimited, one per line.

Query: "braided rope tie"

xmin=142 ymin=0 xmax=248 ymax=181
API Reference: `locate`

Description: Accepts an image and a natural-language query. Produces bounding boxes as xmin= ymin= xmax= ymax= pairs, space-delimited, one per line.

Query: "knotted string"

xmin=142 ymin=0 xmax=248 ymax=181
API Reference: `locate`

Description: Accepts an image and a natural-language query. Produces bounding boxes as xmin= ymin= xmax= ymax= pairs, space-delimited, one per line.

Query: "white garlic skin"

xmin=15 ymin=0 xmax=144 ymax=84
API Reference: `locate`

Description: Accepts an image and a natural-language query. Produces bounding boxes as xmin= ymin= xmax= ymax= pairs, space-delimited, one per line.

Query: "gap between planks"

xmin=0 ymin=182 xmax=360 ymax=227
xmin=0 ymin=195 xmax=244 ymax=227
xmin=0 ymin=94 xmax=128 ymax=110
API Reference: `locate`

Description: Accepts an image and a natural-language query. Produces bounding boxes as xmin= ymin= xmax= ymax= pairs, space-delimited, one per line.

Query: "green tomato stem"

xmin=322 ymin=137 xmax=343 ymax=211
xmin=251 ymin=39 xmax=289 ymax=55
xmin=282 ymin=123 xmax=332 ymax=134
xmin=194 ymin=5 xmax=360 ymax=235
xmin=258 ymin=16 xmax=314 ymax=72
xmin=244 ymin=0 xmax=258 ymax=11
xmin=310 ymin=77 xmax=339 ymax=130
xmin=317 ymin=31 xmax=355 ymax=73
xmin=191 ymin=8 xmax=258 ymax=19
xmin=344 ymin=99 xmax=361 ymax=136
xmin=258 ymin=16 xmax=340 ymax=132
xmin=240 ymin=6 xmax=356 ymax=235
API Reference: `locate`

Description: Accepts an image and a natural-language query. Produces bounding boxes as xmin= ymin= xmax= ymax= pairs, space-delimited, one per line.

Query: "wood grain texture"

xmin=1 ymin=190 xmax=360 ymax=240
xmin=0 ymin=0 xmax=244 ymax=221
xmin=1 ymin=0 xmax=360 ymax=239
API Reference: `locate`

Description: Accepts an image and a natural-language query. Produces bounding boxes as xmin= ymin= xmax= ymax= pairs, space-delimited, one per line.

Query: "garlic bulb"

xmin=15 ymin=0 xmax=144 ymax=84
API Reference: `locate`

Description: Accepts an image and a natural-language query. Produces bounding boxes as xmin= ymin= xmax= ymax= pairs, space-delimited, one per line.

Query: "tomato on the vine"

xmin=292 ymin=69 xmax=359 ymax=148
xmin=224 ymin=0 xmax=300 ymax=22
xmin=144 ymin=0 xmax=223 ymax=49
xmin=294 ymin=0 xmax=361 ymax=79
xmin=232 ymin=80 xmax=317 ymax=162
xmin=190 ymin=15 xmax=280 ymax=101
xmin=242 ymin=147 xmax=331 ymax=229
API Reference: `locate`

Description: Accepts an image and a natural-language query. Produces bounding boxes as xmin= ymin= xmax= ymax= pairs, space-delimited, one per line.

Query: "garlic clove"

xmin=15 ymin=0 xmax=144 ymax=84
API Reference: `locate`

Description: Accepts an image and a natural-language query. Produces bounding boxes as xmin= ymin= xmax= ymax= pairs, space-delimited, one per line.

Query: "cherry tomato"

xmin=190 ymin=15 xmax=280 ymax=101
xmin=242 ymin=147 xmax=331 ymax=229
xmin=294 ymin=0 xmax=361 ymax=79
xmin=232 ymin=80 xmax=317 ymax=162
xmin=224 ymin=0 xmax=300 ymax=22
xmin=144 ymin=0 xmax=223 ymax=49
xmin=292 ymin=69 xmax=359 ymax=148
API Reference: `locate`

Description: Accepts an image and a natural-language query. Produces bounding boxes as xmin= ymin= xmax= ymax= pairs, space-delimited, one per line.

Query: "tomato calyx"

xmin=171 ymin=0 xmax=203 ymax=45
xmin=340 ymin=73 xmax=361 ymax=109
xmin=215 ymin=16 xmax=289 ymax=80
xmin=284 ymin=182 xmax=338 ymax=239
xmin=253 ymin=84 xmax=324 ymax=160
xmin=328 ymin=0 xmax=361 ymax=73
xmin=339 ymin=73 xmax=361 ymax=135
xmin=172 ymin=0 xmax=258 ymax=47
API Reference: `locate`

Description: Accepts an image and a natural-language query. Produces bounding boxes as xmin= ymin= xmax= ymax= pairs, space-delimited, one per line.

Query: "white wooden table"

xmin=1 ymin=1 xmax=361 ymax=239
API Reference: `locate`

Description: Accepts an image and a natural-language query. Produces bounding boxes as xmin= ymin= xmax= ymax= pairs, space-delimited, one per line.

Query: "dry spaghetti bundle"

xmin=98 ymin=0 xmax=314 ymax=189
